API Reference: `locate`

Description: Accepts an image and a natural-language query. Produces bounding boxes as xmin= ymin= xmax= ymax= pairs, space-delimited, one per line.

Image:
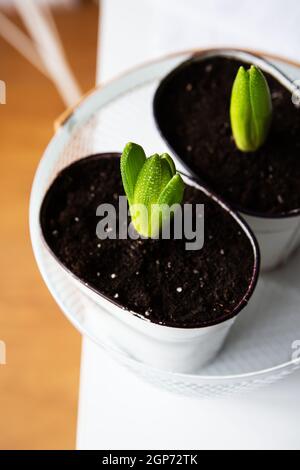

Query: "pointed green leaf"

xmin=160 ymin=157 xmax=174 ymax=193
xmin=131 ymin=155 xmax=161 ymax=237
xmin=230 ymin=66 xmax=252 ymax=152
xmin=150 ymin=174 xmax=185 ymax=238
xmin=120 ymin=145 xmax=185 ymax=238
xmin=120 ymin=142 xmax=146 ymax=205
xmin=157 ymin=174 xmax=185 ymax=207
xmin=249 ymin=65 xmax=272 ymax=149
xmin=133 ymin=154 xmax=162 ymax=207
xmin=160 ymin=153 xmax=176 ymax=177
xmin=230 ymin=65 xmax=272 ymax=152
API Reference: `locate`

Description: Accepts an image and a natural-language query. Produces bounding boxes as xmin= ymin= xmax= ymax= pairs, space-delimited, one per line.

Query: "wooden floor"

xmin=0 ymin=3 xmax=98 ymax=450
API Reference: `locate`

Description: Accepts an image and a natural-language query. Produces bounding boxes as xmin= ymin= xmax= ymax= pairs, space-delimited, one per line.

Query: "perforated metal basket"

xmin=30 ymin=50 xmax=300 ymax=399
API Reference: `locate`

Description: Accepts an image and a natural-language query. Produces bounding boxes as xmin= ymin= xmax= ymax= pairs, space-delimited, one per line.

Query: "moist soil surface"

xmin=40 ymin=154 xmax=255 ymax=328
xmin=154 ymin=56 xmax=300 ymax=216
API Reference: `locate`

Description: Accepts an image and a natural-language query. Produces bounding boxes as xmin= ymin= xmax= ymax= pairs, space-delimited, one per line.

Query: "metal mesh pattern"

xmin=30 ymin=52 xmax=300 ymax=399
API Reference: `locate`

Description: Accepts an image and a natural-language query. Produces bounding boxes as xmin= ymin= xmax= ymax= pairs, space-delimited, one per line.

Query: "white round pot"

xmin=72 ymin=274 xmax=237 ymax=374
xmin=242 ymin=212 xmax=300 ymax=272
xmin=39 ymin=162 xmax=259 ymax=374
xmin=153 ymin=48 xmax=300 ymax=272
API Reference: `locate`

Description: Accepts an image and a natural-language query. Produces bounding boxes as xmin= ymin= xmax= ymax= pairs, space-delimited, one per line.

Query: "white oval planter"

xmin=153 ymin=49 xmax=300 ymax=272
xmin=243 ymin=212 xmax=300 ymax=271
xmin=39 ymin=160 xmax=259 ymax=374
xmin=71 ymin=272 xmax=237 ymax=374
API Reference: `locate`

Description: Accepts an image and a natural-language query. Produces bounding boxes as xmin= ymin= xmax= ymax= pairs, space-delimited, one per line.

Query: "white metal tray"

xmin=30 ymin=51 xmax=300 ymax=398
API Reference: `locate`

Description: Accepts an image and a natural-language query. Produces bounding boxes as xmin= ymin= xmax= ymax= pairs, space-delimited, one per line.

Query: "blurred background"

xmin=0 ymin=0 xmax=300 ymax=450
xmin=0 ymin=0 xmax=98 ymax=450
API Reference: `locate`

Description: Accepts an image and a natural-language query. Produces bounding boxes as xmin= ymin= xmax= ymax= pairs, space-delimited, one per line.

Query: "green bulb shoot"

xmin=230 ymin=65 xmax=272 ymax=152
xmin=120 ymin=143 xmax=185 ymax=238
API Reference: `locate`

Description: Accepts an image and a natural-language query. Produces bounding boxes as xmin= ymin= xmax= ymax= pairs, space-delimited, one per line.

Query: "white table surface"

xmin=77 ymin=0 xmax=300 ymax=450
xmin=77 ymin=339 xmax=300 ymax=450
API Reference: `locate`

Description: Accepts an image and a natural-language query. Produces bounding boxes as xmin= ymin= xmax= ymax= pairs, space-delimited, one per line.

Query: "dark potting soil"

xmin=40 ymin=154 xmax=256 ymax=329
xmin=154 ymin=56 xmax=300 ymax=215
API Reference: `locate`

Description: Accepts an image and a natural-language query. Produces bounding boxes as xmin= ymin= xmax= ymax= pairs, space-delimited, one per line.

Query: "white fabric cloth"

xmin=99 ymin=0 xmax=300 ymax=82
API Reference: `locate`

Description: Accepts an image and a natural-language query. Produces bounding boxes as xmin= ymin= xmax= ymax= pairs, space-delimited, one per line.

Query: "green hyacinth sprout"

xmin=230 ymin=65 xmax=272 ymax=152
xmin=121 ymin=143 xmax=185 ymax=238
